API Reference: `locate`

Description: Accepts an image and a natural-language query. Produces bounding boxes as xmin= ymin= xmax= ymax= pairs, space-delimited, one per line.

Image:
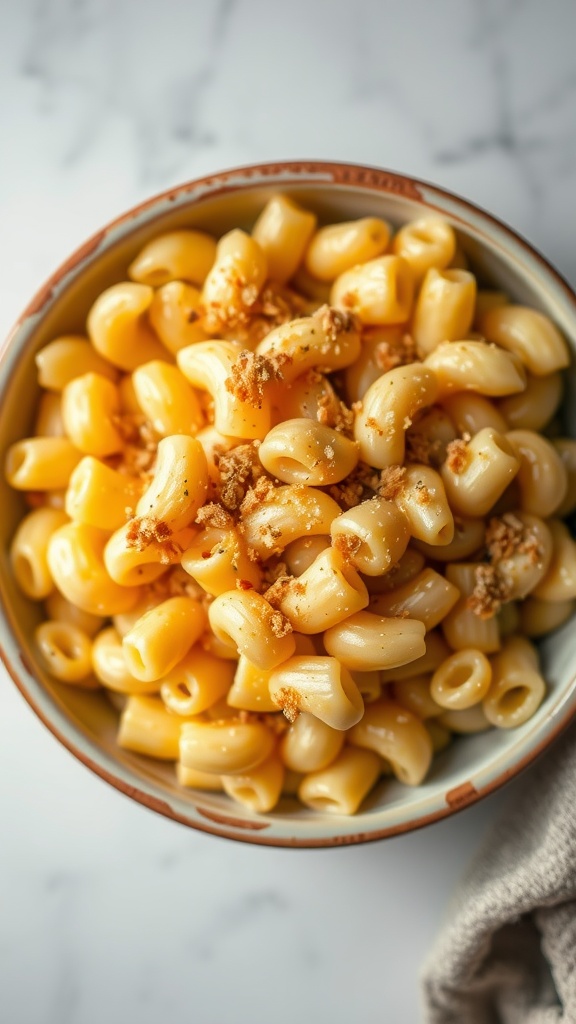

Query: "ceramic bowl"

xmin=1 ymin=161 xmax=575 ymax=847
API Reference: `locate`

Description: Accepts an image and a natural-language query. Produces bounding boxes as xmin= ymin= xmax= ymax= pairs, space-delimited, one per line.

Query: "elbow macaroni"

xmin=5 ymin=197 xmax=573 ymax=817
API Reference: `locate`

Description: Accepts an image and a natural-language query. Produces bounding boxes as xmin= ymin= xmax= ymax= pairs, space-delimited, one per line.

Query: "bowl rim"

xmin=2 ymin=158 xmax=576 ymax=848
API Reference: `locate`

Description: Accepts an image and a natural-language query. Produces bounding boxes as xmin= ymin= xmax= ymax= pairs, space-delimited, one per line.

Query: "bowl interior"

xmin=1 ymin=165 xmax=576 ymax=846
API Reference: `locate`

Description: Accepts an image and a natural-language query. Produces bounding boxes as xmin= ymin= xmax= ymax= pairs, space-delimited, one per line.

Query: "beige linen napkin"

xmin=421 ymin=723 xmax=576 ymax=1023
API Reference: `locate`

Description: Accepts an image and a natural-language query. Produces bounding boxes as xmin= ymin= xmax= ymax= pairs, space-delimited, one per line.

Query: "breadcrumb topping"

xmin=224 ymin=351 xmax=285 ymax=408
xmin=467 ymin=564 xmax=512 ymax=619
xmin=125 ymin=516 xmax=182 ymax=563
xmin=315 ymin=378 xmax=355 ymax=436
xmin=329 ymin=461 xmax=380 ymax=508
xmin=445 ymin=437 xmax=471 ymax=474
xmin=217 ymin=283 xmax=310 ymax=346
xmin=372 ymin=332 xmax=417 ymax=373
xmin=274 ymin=686 xmax=301 ymax=723
xmin=195 ymin=502 xmax=234 ymax=530
xmin=264 ymin=575 xmax=305 ymax=608
xmin=215 ymin=442 xmax=266 ymax=512
xmin=333 ymin=533 xmax=363 ymax=560
xmin=485 ymin=513 xmax=542 ymax=564
xmin=266 ymin=606 xmax=293 ymax=638
xmin=379 ymin=465 xmax=407 ymax=501
xmin=319 ymin=304 xmax=358 ymax=343
xmin=126 ymin=516 xmax=172 ymax=549
xmin=239 ymin=475 xmax=277 ymax=517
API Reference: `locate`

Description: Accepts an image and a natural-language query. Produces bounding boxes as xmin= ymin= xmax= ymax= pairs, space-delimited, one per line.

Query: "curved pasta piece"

xmin=268 ymin=655 xmax=364 ymax=730
xmin=240 ymin=484 xmax=341 ymax=558
xmin=177 ymin=340 xmax=271 ymax=440
xmin=393 ymin=464 xmax=454 ymax=546
xmin=305 ymin=217 xmax=390 ymax=281
xmin=323 ymin=611 xmax=426 ymax=671
xmin=477 ymin=305 xmax=570 ymax=375
xmin=392 ymin=218 xmax=456 ymax=282
xmin=278 ymin=546 xmax=369 ymax=633
xmin=424 ymin=341 xmax=526 ymax=397
xmin=47 ymin=522 xmax=140 ymax=616
xmin=5 ymin=437 xmax=82 ymax=491
xmin=506 ymin=430 xmax=568 ymax=518
xmin=258 ymin=419 xmax=358 ymax=485
xmin=119 ymin=696 xmax=188 ymax=759
xmin=256 ymin=305 xmax=361 ymax=382
xmin=330 ymin=255 xmax=414 ymax=325
xmin=349 ymin=699 xmax=433 ymax=785
xmin=35 ymin=336 xmax=118 ymax=390
xmin=128 ymin=229 xmax=217 ymax=287
xmin=483 ymin=637 xmax=546 ymax=728
xmin=132 ymin=361 xmax=203 ymax=437
xmin=201 ymin=229 xmax=267 ymax=333
xmin=440 ymin=428 xmax=520 ymax=517
xmin=369 ymin=568 xmax=460 ymax=631
xmin=222 ymin=753 xmax=285 ymax=814
xmin=412 ymin=268 xmax=476 ymax=356
xmin=354 ymin=364 xmax=439 ymax=469
xmin=297 ymin=747 xmax=381 ymax=815
xmin=253 ymin=194 xmax=317 ymax=283
xmin=10 ymin=507 xmax=68 ymax=600
xmin=87 ymin=282 xmax=167 ymax=371
xmin=179 ymin=719 xmax=275 ymax=775
xmin=61 ymin=373 xmax=124 ymax=456
xmin=331 ymin=497 xmax=410 ymax=575
xmin=208 ymin=590 xmax=296 ymax=670
xmin=135 ymin=434 xmax=209 ymax=533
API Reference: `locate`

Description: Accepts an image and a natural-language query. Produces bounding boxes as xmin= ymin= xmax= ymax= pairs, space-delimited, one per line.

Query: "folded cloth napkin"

xmin=421 ymin=722 xmax=576 ymax=1024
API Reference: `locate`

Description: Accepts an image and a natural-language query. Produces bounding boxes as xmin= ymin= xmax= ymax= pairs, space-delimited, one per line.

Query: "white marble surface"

xmin=1 ymin=1 xmax=575 ymax=1021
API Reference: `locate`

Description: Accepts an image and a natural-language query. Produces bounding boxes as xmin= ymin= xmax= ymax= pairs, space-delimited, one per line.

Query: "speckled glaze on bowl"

xmin=1 ymin=161 xmax=576 ymax=847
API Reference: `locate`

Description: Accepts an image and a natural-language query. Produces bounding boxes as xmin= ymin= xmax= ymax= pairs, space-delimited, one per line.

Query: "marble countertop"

xmin=1 ymin=1 xmax=575 ymax=1021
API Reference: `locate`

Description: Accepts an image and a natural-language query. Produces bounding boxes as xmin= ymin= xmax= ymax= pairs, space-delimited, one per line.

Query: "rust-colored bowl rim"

xmin=2 ymin=159 xmax=576 ymax=848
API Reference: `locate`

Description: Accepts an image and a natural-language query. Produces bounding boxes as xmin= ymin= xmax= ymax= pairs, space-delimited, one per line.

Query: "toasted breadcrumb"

xmin=446 ymin=437 xmax=471 ymax=474
xmin=468 ymin=564 xmax=512 ymax=619
xmin=215 ymin=442 xmax=266 ymax=512
xmin=485 ymin=513 xmax=542 ymax=564
xmin=333 ymin=533 xmax=362 ymax=560
xmin=264 ymin=575 xmax=305 ymax=608
xmin=239 ymin=475 xmax=276 ymax=517
xmin=329 ymin=461 xmax=380 ymax=508
xmin=313 ymin=376 xmax=355 ymax=436
xmin=319 ymin=304 xmax=358 ymax=344
xmin=201 ymin=264 xmax=262 ymax=333
xmin=274 ymin=686 xmax=301 ymax=723
xmin=224 ymin=350 xmax=284 ymax=409
xmin=217 ymin=283 xmax=311 ymax=345
xmin=126 ymin=516 xmax=172 ymax=550
xmin=266 ymin=606 xmax=293 ymax=639
xmin=379 ymin=465 xmax=407 ymax=501
xmin=125 ymin=516 xmax=183 ymax=563
xmin=372 ymin=332 xmax=417 ymax=373
xmin=195 ymin=502 xmax=234 ymax=530
xmin=365 ymin=415 xmax=384 ymax=437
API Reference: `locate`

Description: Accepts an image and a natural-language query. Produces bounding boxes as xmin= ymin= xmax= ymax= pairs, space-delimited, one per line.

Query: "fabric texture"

xmin=421 ymin=723 xmax=576 ymax=1023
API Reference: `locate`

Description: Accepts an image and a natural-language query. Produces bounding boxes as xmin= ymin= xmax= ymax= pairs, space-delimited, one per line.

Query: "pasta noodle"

xmin=5 ymin=196 xmax=574 ymax=818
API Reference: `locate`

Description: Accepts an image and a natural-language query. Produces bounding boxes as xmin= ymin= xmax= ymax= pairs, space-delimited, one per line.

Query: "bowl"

xmin=1 ymin=160 xmax=576 ymax=847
